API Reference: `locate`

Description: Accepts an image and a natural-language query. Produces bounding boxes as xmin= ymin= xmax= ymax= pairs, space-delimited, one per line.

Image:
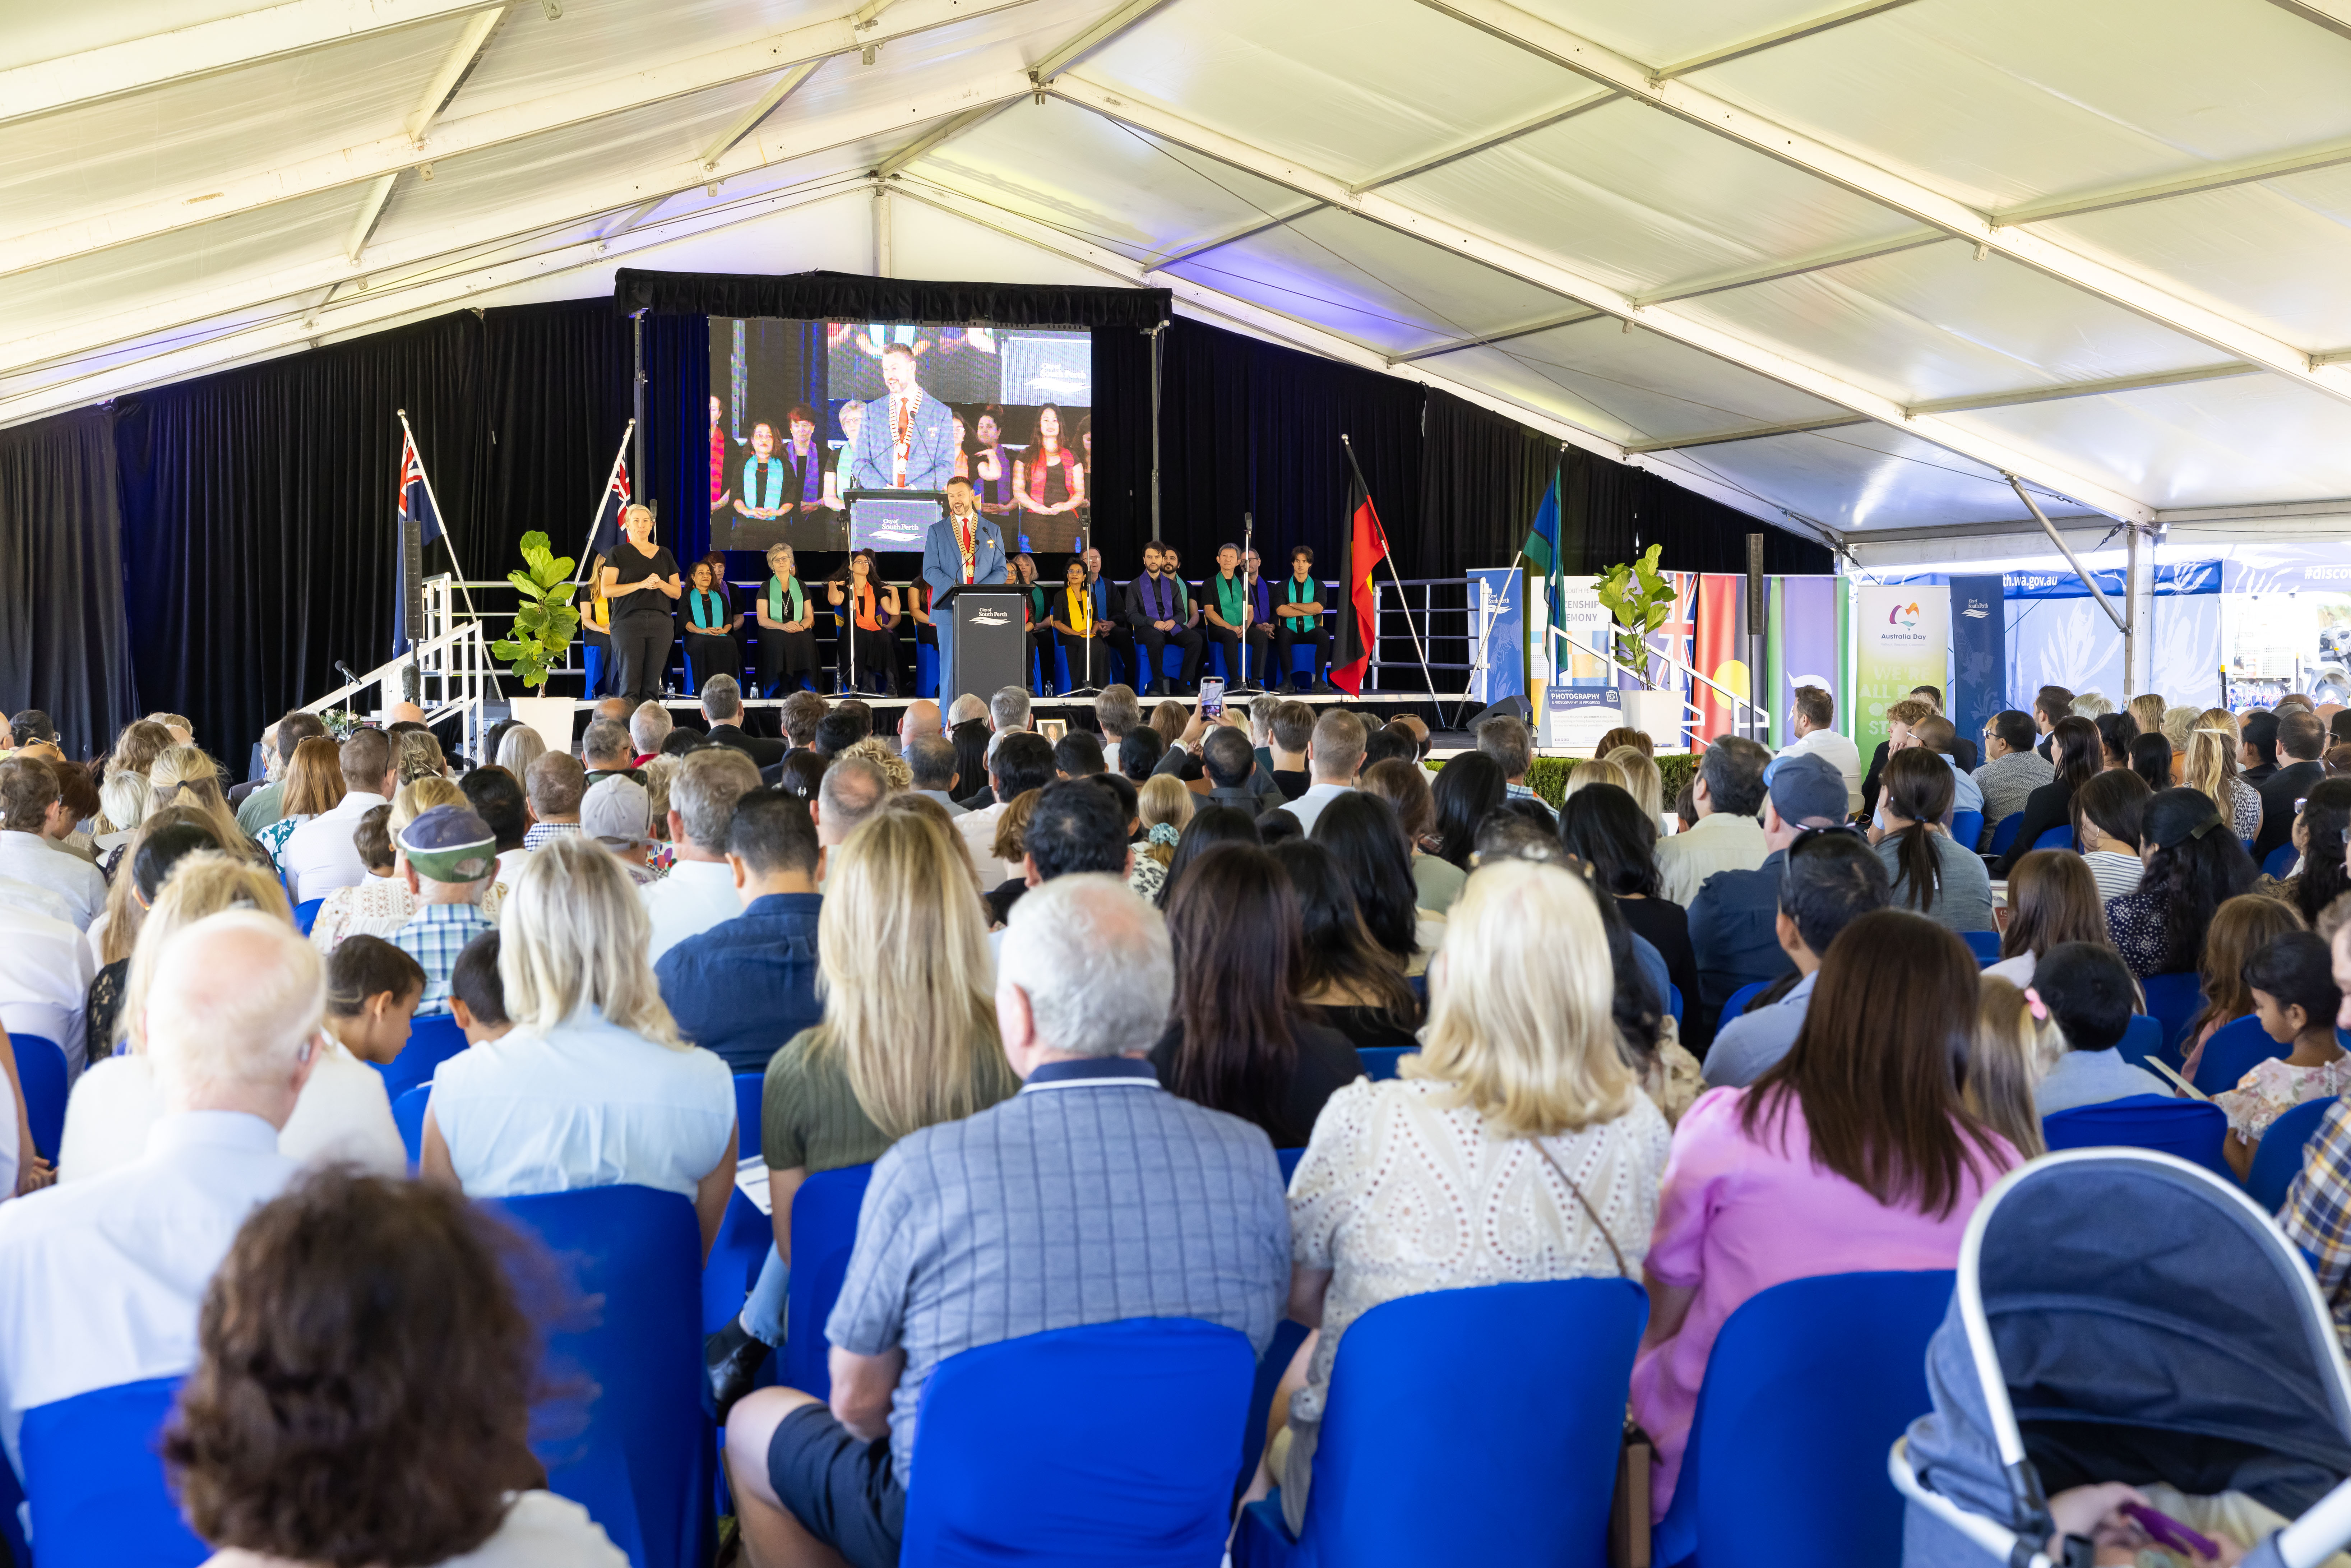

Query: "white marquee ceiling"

xmin=7 ymin=0 xmax=2351 ymax=559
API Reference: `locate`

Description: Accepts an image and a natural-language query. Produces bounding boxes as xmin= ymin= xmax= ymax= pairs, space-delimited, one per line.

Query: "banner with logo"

xmin=1547 ymin=574 xmax=1615 ymax=686
xmin=1950 ymin=574 xmax=2005 ymax=753
xmin=1467 ymin=567 xmax=1525 ymax=704
xmin=1541 ymin=684 xmax=1625 ymax=750
xmin=1856 ymin=584 xmax=1949 ymax=751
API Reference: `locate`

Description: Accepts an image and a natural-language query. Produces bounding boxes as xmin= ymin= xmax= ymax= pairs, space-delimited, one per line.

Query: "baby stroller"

xmin=1892 ymin=1148 xmax=2351 ymax=1568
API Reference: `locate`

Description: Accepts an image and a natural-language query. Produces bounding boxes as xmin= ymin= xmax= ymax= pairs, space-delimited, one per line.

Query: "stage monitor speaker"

xmin=1466 ymin=694 xmax=1530 ymax=731
xmin=1746 ymin=532 xmax=1767 ymax=635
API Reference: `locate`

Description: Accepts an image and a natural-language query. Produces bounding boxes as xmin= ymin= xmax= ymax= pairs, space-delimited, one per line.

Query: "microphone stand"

xmin=1064 ymin=573 xmax=1103 ymax=697
xmin=1232 ymin=510 xmax=1260 ymax=696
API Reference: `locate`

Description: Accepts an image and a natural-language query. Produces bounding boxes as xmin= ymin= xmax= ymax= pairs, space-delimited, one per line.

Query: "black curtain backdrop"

xmin=0 ymin=410 xmax=139 ymax=757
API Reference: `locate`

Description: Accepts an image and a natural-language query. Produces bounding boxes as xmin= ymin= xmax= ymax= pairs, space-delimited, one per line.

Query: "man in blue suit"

xmin=923 ymin=476 xmax=1007 ymax=701
xmin=847 ymin=343 xmax=956 ymax=492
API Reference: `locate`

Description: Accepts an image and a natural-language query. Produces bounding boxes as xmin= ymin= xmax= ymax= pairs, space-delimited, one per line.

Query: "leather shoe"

xmin=704 ymin=1319 xmax=770 ymax=1422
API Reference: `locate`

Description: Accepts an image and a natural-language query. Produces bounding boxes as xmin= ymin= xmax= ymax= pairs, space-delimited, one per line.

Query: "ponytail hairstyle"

xmin=1881 ymin=749 xmax=1956 ymax=913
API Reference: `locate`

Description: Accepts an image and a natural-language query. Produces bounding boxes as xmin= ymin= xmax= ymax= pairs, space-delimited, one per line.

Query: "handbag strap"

xmin=1530 ymin=1139 xmax=1630 ymax=1280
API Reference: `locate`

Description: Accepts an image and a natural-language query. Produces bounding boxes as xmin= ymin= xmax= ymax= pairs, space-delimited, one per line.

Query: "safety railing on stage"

xmin=1545 ymin=624 xmax=1772 ymax=743
xmin=301 ymin=575 xmax=495 ymax=759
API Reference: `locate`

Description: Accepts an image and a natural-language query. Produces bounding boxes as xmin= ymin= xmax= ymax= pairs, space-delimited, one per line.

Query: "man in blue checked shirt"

xmin=388 ymin=804 xmax=497 ymax=1016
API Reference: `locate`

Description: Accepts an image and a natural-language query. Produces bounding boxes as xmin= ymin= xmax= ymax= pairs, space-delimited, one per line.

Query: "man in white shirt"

xmin=1655 ymin=735 xmax=1773 ymax=907
xmin=1286 ymin=710 xmax=1366 ymax=836
xmin=956 ymin=732 xmax=1056 ymax=884
xmin=0 ymin=901 xmax=98 ymax=1074
xmin=0 ymin=911 xmax=318 ymax=1469
xmin=643 ymin=747 xmax=763 ymax=962
xmin=279 ymin=729 xmax=396 ymax=903
xmin=0 ymin=756 xmax=107 ymax=931
xmin=1775 ymin=683 xmax=1863 ymax=816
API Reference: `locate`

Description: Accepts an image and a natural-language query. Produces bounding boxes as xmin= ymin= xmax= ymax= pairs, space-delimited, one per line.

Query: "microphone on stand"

xmin=335 ymin=661 xmax=361 ymax=686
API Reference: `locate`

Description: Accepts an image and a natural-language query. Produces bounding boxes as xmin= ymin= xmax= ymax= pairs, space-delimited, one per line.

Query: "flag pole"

xmin=397 ymin=410 xmax=501 ymax=699
xmin=1338 ymin=435 xmax=1440 ymax=704
xmin=573 ymin=421 xmax=637 ymax=592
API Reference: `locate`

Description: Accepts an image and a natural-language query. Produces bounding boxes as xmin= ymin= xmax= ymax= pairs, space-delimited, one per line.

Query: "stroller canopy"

xmin=1903 ymin=1151 xmax=2351 ymax=1563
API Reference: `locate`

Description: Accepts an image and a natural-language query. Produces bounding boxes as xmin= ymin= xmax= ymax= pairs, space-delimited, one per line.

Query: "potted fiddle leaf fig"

xmin=1592 ymin=544 xmax=1685 ymax=746
xmin=490 ymin=530 xmax=582 ymax=755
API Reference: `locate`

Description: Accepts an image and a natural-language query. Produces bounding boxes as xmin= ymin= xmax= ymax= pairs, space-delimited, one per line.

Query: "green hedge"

xmin=1430 ymin=752 xmax=1699 ymax=809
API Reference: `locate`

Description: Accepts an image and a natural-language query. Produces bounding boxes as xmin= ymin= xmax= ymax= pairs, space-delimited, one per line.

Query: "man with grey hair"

xmin=1287 ymin=709 xmax=1367 ymax=835
xmin=812 ymin=753 xmax=889 ymax=876
xmin=1657 ymin=734 xmax=1773 ymax=907
xmin=629 ymin=700 xmax=674 ymax=764
xmin=906 ymin=735 xmax=966 ymax=815
xmin=988 ymin=684 xmax=1031 ymax=739
xmin=643 ymin=746 xmax=763 ymax=961
xmin=700 ymin=674 xmax=784 ymax=768
xmin=946 ymin=693 xmax=988 ymax=729
xmin=0 ymin=912 xmax=321 ymax=1466
xmin=581 ymin=718 xmax=637 ymax=783
xmin=721 ymin=874 xmax=1288 ymax=1568
xmin=594 ymin=695 xmax=633 ymax=727
xmin=1095 ymin=684 xmax=1142 ymax=744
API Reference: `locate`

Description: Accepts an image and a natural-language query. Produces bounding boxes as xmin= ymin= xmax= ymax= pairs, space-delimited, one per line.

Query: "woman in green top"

xmin=1204 ymin=541 xmax=1273 ymax=690
xmin=684 ymin=554 xmax=742 ymax=687
xmin=1010 ymin=552 xmax=1056 ymax=695
xmin=753 ymin=542 xmax=818 ymax=696
xmin=707 ymin=805 xmax=1021 ymax=1409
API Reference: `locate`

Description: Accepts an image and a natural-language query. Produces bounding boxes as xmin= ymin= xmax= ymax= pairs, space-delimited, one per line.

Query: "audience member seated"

xmin=1151 ymin=842 xmax=1360 ymax=1146
xmin=1053 ymin=731 xmax=1106 ymax=781
xmin=165 ymin=1167 xmax=627 ymax=1567
xmin=447 ymin=930 xmax=512 ymax=1047
xmin=1311 ymin=791 xmax=1438 ymax=976
xmin=1362 ymin=721 xmax=1418 ymax=771
xmin=321 ymin=934 xmax=426 ymax=1077
xmin=1576 ymin=876 xmax=1700 ymax=1123
xmin=1476 ymin=715 xmax=1537 ymax=800
xmin=1776 ymin=683 xmax=1862 ymax=814
xmin=2181 ymin=894 xmax=2308 ymax=1081
xmin=2071 ymin=768 xmax=2153 ymax=903
xmin=1117 ymin=724 xmax=1167 ymax=784
xmin=1872 ymin=749 xmax=1994 ymax=933
xmin=776 ymin=748 xmax=830 ymax=803
xmin=2272 ymin=777 xmax=2351 ymax=923
xmin=1994 ymin=715 xmax=2100 ymax=876
xmin=1429 ymin=751 xmax=1505 ymax=873
xmin=281 ymin=729 xmax=397 ymax=902
xmin=232 ymin=710 xmax=326 ymax=835
xmin=495 ymin=722 xmax=547 ymax=783
xmin=904 ymin=735 xmax=967 ymax=816
xmin=659 ymin=788 xmax=824 ymax=1075
xmin=631 ymin=698 xmax=675 ymax=765
xmin=2184 ymin=707 xmax=2261 ymax=842
xmin=1562 ymin=756 xmax=1628 ymax=800
xmin=1358 ymin=757 xmax=1465 ymax=914
xmin=0 ymin=753 xmax=108 ymax=929
xmin=2255 ymin=709 xmax=2330 ymax=868
xmin=955 ymin=731 xmax=1053 ymax=885
xmin=1287 ymin=711 xmax=1365 ymax=836
xmin=1702 ymin=830 xmax=1890 ymax=1089
xmin=700 ymin=674 xmax=783 ymax=768
xmin=1265 ymin=701 xmax=1313 ymax=802
xmin=1559 ymin=782 xmax=1700 ymax=1036
xmin=85 ymin=816 xmax=220 ymax=1061
xmin=521 ymin=753 xmax=586 ymax=850
xmin=1974 ymin=708 xmax=2055 ymax=851
xmin=2106 ymin=787 xmax=2261 ymax=978
xmin=1969 ymin=977 xmax=2056 ymax=1159
xmin=1269 ymin=839 xmax=1420 ymax=1055
xmin=422 ymin=838 xmax=738 ymax=1255
xmin=642 ymin=748 xmax=763 ymax=962
xmin=389 ymin=805 xmax=497 ymax=1016
xmin=2280 ymin=897 xmax=2351 ymax=1347
xmin=1631 ymin=908 xmax=2018 ymax=1516
xmin=1203 ymin=725 xmax=1283 ymax=819
xmin=1687 ymin=753 xmax=1848 ymax=1030
xmin=2028 ymin=941 xmax=2173 ymax=1114
xmin=0 ymin=911 xmax=323 ymax=1465
xmin=253 ymin=736 xmax=346 ymax=870
xmin=1656 ymin=736 xmax=1770 ymax=907
xmin=1020 ymin=778 xmax=1136 ymax=897
xmin=1159 ymin=805 xmax=1259 ymax=909
xmin=1137 ymin=773 xmax=1191 ymax=872
xmin=2214 ymin=929 xmax=2347 ymax=1177
xmin=1474 ymin=808 xmax=1566 ymax=869
xmin=1250 ymin=860 xmax=1671 ymax=1532
xmin=1984 ymin=849 xmax=2110 ymax=987
xmin=723 ymin=874 xmax=1289 ymax=1568
xmin=982 ymin=789 xmax=1041 ymax=924
xmin=154 ymin=743 xmax=268 ymax=863
xmin=1905 ymin=713 xmax=1984 ymax=819
xmin=705 ymin=806 xmax=1018 ymax=1416
xmin=307 ymin=803 xmax=413 ymax=952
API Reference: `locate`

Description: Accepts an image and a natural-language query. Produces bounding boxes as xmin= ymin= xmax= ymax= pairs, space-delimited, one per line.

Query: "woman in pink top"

xmin=1629 ymin=908 xmax=2019 ymax=1516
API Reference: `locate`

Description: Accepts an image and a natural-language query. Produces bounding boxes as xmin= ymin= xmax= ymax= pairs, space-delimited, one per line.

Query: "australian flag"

xmin=589 ymin=455 xmax=632 ymax=562
xmin=392 ymin=430 xmax=443 ymax=656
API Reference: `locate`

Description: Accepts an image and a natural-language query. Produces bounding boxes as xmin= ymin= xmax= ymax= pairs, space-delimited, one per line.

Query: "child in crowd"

xmin=2217 ymin=930 xmax=2349 ymax=1177
xmin=321 ymin=936 xmax=424 ymax=1068
xmin=2181 ymin=894 xmax=2308 ymax=1083
xmin=1970 ymin=977 xmax=2059 ymax=1158
xmin=447 ymin=930 xmax=512 ymax=1047
xmin=2028 ymin=943 xmax=2173 ymax=1116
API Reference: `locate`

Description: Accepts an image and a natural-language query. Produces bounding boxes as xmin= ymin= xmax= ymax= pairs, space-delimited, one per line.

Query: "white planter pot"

xmin=1619 ymin=688 xmax=1685 ymax=751
xmin=508 ymin=695 xmax=575 ymax=759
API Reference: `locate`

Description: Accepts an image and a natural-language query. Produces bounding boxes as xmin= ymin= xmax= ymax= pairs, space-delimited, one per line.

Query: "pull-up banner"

xmin=1856 ymin=584 xmax=1950 ymax=752
xmin=1950 ymin=574 xmax=2006 ymax=754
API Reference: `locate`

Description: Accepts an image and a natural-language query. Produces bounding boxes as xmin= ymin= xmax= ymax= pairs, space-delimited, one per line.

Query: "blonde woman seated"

xmin=422 ymin=836 xmax=738 ymax=1258
xmin=1606 ymin=746 xmax=1668 ymax=836
xmin=1138 ymin=773 xmax=1193 ymax=876
xmin=309 ymin=779 xmax=464 ymax=953
xmin=59 ymin=853 xmax=405 ymax=1183
xmin=149 ymin=744 xmax=264 ymax=864
xmin=1245 ymin=860 xmax=1672 ymax=1534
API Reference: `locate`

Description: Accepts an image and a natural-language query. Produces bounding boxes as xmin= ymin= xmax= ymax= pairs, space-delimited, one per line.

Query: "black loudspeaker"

xmin=1467 ymin=694 xmax=1530 ymax=730
xmin=1746 ymin=533 xmax=1768 ymax=635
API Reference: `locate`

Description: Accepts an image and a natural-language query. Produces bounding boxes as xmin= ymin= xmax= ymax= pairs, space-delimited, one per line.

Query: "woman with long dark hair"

xmin=1358 ymin=758 xmax=1466 ymax=913
xmin=969 ymin=404 xmax=1017 ymax=519
xmin=2276 ymin=775 xmax=2351 ymax=925
xmin=2094 ymin=710 xmax=2138 ymax=771
xmin=1430 ymin=751 xmax=1507 ymax=871
xmin=1151 ymin=842 xmax=1359 ymax=1147
xmin=2103 ymin=786 xmax=2262 ymax=977
xmin=2128 ymin=732 xmax=2175 ymax=796
xmin=1157 ymin=804 xmax=1259 ymax=908
xmin=1558 ymin=782 xmax=1699 ymax=1027
xmin=1871 ymin=749 xmax=1993 ymax=931
xmin=2070 ymin=767 xmax=2152 ymax=902
xmin=825 ymin=548 xmax=899 ymax=696
xmin=1311 ymin=791 xmax=1429 ymax=972
xmin=1630 ymin=908 xmax=2018 ymax=1518
xmin=1014 ymin=403 xmax=1085 ymax=552
xmin=1269 ymin=839 xmax=1419 ymax=1055
xmin=1994 ymin=713 xmax=2100 ymax=875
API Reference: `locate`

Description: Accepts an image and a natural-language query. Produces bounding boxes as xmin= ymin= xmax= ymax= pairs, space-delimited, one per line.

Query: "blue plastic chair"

xmin=2042 ymin=1094 xmax=2232 ymax=1178
xmin=2192 ymin=1014 xmax=2291 ymax=1096
xmin=1718 ymin=980 xmax=1770 ymax=1027
xmin=2139 ymin=971 xmax=2206 ymax=1063
xmin=916 ymin=639 xmax=939 ymax=699
xmin=1961 ymin=930 xmax=2003 ymax=965
xmin=12 ymin=1031 xmax=66 ymax=1160
xmin=902 ymin=1318 xmax=1256 ymax=1567
xmin=733 ymin=1071 xmax=764 ymax=1162
xmin=393 ymin=1084 xmax=430 ymax=1165
xmin=495 ymin=1185 xmax=714 ymax=1568
xmin=2266 ymin=843 xmax=2301 ymax=879
xmin=1276 ymin=1147 xmax=1305 ymax=1183
xmin=1986 ymin=812 xmax=2025 ymax=856
xmin=1667 ymin=982 xmax=1685 ymax=1028
xmin=20 ymin=1376 xmax=208 ymax=1568
xmin=783 ymin=1163 xmax=875 ymax=1400
xmin=703 ymin=1188 xmax=772 ymax=1338
xmin=2114 ymin=1013 xmax=2169 ymax=1076
xmin=1356 ymin=1046 xmax=1410 ymax=1081
xmin=1950 ymin=809 xmax=1983 ymax=852
xmin=1234 ymin=1280 xmax=1646 ymax=1567
xmin=2248 ymin=1094 xmax=2340 ymax=1212
xmin=2035 ymin=825 xmax=2074 ymax=852
xmin=373 ymin=1012 xmax=470 ymax=1103
xmin=294 ymin=897 xmax=324 ymax=936
xmin=1653 ymin=1270 xmax=1955 ymax=1568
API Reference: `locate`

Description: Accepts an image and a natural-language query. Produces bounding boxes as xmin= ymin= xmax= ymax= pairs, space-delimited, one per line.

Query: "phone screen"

xmin=1199 ymin=677 xmax=1226 ymax=718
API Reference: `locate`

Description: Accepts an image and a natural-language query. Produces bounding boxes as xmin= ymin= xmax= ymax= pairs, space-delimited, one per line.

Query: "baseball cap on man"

xmin=397 ymin=804 xmax=497 ymax=883
xmin=581 ymin=775 xmax=652 ymax=844
xmin=1763 ymin=751 xmax=1848 ymax=829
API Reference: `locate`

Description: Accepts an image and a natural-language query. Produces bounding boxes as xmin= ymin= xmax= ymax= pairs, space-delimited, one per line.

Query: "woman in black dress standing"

xmin=599 ymin=504 xmax=680 ymax=702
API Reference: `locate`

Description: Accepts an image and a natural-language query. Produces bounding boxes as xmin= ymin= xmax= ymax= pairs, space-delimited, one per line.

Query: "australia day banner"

xmin=1856 ymin=584 xmax=1950 ymax=752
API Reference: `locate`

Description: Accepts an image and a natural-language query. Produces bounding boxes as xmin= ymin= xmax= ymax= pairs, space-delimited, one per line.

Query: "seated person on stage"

xmin=1703 ymin=827 xmax=1890 ymax=1088
xmin=756 ymin=544 xmax=822 ymax=698
xmin=1009 ymin=554 xmax=1058 ymax=695
xmin=0 ymin=912 xmax=323 ymax=1466
xmin=721 ymin=874 xmax=1288 ymax=1568
xmin=657 ymin=786 xmax=825 ymax=1077
xmin=1272 ymin=546 xmax=1333 ymax=693
xmin=1125 ymin=540 xmax=1203 ymax=697
xmin=643 ymin=746 xmax=765 ymax=963
xmin=1204 ymin=542 xmax=1274 ymax=689
xmin=827 ymin=550 xmax=901 ymax=697
xmin=1044 ymin=557 xmax=1116 ymax=690
xmin=685 ymin=555 xmax=743 ymax=686
xmin=1081 ymin=548 xmax=1135 ymax=685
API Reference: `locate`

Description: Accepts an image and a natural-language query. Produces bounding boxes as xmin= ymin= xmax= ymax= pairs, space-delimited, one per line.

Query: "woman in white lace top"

xmin=1245 ymin=859 xmax=1671 ymax=1534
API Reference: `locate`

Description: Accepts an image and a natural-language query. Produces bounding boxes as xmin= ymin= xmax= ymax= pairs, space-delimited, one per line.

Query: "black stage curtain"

xmin=0 ymin=410 xmax=140 ymax=758
xmin=616 ymin=268 xmax=1172 ymax=330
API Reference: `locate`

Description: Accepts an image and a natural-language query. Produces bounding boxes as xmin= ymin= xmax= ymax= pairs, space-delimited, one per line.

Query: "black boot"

xmin=703 ymin=1318 xmax=770 ymax=1422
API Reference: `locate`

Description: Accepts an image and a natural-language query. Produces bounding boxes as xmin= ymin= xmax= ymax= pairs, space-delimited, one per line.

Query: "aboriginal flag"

xmin=1331 ymin=475 xmax=1388 ymax=695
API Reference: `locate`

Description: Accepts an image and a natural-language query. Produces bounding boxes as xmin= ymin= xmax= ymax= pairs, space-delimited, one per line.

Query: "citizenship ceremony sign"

xmin=1856 ymin=584 xmax=1950 ymax=750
